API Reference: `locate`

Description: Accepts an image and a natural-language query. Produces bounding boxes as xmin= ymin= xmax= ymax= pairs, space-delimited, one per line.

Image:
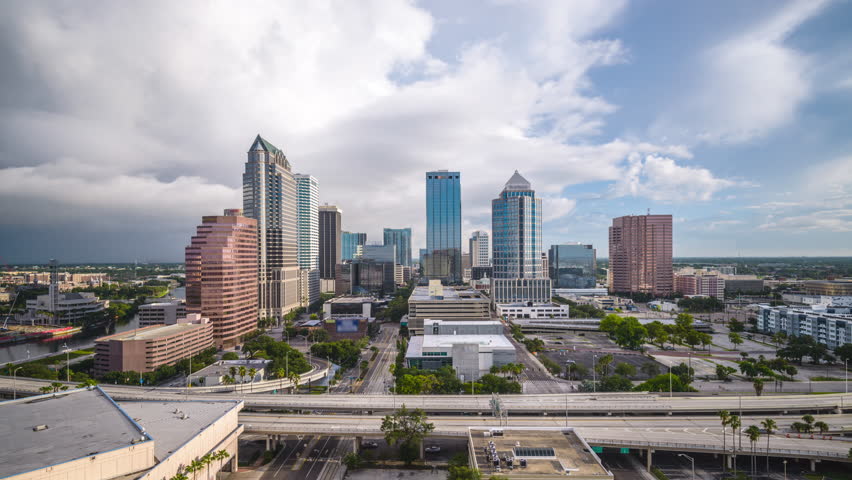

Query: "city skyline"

xmin=2 ymin=1 xmax=852 ymax=262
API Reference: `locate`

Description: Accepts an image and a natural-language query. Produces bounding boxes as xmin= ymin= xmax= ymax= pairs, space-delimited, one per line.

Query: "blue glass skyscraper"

xmin=491 ymin=171 xmax=550 ymax=303
xmin=425 ymin=170 xmax=462 ymax=283
xmin=341 ymin=231 xmax=366 ymax=261
xmin=383 ymin=228 xmax=412 ymax=267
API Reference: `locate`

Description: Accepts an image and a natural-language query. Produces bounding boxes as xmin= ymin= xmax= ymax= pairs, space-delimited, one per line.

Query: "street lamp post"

xmin=62 ymin=342 xmax=70 ymax=382
xmin=783 ymin=460 xmax=787 ymax=480
xmin=593 ymin=355 xmax=598 ymax=393
xmin=678 ymin=453 xmax=695 ymax=480
xmin=12 ymin=366 xmax=22 ymax=400
xmin=845 ymin=359 xmax=848 ymax=394
xmin=668 ymin=363 xmax=673 ymax=398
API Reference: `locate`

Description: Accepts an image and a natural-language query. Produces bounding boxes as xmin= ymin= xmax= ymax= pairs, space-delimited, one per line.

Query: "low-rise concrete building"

xmin=194 ymin=359 xmax=269 ymax=387
xmin=405 ymin=319 xmax=514 ymax=381
xmin=94 ymin=314 xmax=213 ymax=375
xmin=675 ymin=273 xmax=725 ymax=298
xmin=467 ymin=427 xmax=612 ymax=479
xmin=407 ymin=282 xmax=491 ymax=335
xmin=0 ymin=386 xmax=242 ymax=480
xmin=322 ymin=296 xmax=374 ymax=319
xmin=496 ymin=302 xmax=570 ymax=320
xmin=138 ymin=300 xmax=187 ymax=327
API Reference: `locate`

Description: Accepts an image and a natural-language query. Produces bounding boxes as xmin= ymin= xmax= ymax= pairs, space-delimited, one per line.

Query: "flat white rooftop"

xmin=0 ymin=388 xmax=148 ymax=479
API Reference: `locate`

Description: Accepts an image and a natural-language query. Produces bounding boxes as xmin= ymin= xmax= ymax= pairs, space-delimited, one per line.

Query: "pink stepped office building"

xmin=186 ymin=210 xmax=258 ymax=348
xmin=609 ymin=214 xmax=673 ymax=296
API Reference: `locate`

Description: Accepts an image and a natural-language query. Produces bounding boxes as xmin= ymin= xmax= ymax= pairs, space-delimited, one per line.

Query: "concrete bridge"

xmin=238 ymin=413 xmax=852 ymax=471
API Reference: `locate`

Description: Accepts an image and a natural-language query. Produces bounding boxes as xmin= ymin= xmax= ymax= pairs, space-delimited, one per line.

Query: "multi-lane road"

xmin=2 ymin=375 xmax=851 ymax=415
xmin=356 ymin=325 xmax=397 ymax=394
xmin=250 ymin=434 xmax=350 ymax=480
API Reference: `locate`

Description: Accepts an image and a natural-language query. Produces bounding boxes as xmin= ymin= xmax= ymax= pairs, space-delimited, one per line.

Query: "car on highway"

xmin=424 ymin=445 xmax=441 ymax=453
xmin=360 ymin=441 xmax=379 ymax=449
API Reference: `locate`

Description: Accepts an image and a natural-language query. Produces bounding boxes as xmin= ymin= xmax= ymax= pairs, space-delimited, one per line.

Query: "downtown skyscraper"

xmin=242 ymin=135 xmax=300 ymax=320
xmin=491 ymin=171 xmax=551 ymax=303
xmin=319 ymin=204 xmax=342 ymax=280
xmin=294 ymin=174 xmax=320 ymax=306
xmin=609 ymin=214 xmax=673 ymax=295
xmin=424 ymin=170 xmax=461 ymax=283
xmin=383 ymin=227 xmax=412 ymax=267
xmin=469 ymin=230 xmax=490 ymax=267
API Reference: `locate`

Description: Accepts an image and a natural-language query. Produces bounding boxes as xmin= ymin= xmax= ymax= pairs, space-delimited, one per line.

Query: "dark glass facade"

xmin=548 ymin=244 xmax=596 ymax=288
xmin=383 ymin=228 xmax=412 ymax=267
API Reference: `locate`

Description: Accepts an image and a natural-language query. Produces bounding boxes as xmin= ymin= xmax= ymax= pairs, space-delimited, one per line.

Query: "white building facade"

xmin=294 ymin=174 xmax=320 ymax=306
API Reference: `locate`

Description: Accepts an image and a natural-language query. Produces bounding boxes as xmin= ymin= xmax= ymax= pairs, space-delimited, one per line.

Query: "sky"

xmin=1 ymin=0 xmax=851 ymax=264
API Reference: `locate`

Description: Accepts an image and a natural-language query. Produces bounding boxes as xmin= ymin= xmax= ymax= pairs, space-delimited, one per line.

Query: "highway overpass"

xmin=238 ymin=413 xmax=852 ymax=468
xmin=2 ymin=376 xmax=851 ymax=416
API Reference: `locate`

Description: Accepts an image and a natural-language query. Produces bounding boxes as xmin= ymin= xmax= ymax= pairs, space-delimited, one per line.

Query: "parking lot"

xmin=534 ymin=332 xmax=666 ymax=381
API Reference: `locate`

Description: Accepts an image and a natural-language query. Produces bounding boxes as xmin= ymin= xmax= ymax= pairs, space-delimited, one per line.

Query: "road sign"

xmin=591 ymin=446 xmax=603 ymax=453
xmin=620 ymin=448 xmax=630 ymax=454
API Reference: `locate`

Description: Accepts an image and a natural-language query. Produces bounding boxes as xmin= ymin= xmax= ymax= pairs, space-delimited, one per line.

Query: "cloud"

xmin=653 ymin=0 xmax=829 ymax=144
xmin=0 ymin=0 xmax=757 ymax=262
xmin=610 ymin=154 xmax=738 ymax=203
xmin=759 ymin=210 xmax=852 ymax=232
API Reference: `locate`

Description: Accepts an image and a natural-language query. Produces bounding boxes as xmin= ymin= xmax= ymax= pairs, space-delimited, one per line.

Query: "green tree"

xmin=613 ymin=317 xmax=648 ymax=350
xmin=614 ymin=362 xmax=637 ymax=378
xmin=670 ymin=363 xmax=694 ymax=385
xmin=728 ymin=332 xmax=744 ymax=350
xmin=813 ymin=421 xmax=829 ymax=434
xmin=448 ymin=466 xmax=481 ymax=480
xmin=728 ymin=319 xmax=745 ymax=332
xmin=595 ymin=354 xmax=614 ymax=377
xmin=222 ymin=352 xmax=239 ymax=360
xmin=380 ymin=405 xmax=435 ymax=465
xmin=342 ymin=452 xmax=363 ymax=470
xmin=834 ymin=343 xmax=852 ymax=364
xmin=716 ymin=364 xmax=736 ymax=381
xmin=597 ymin=374 xmax=634 ymax=392
xmin=77 ymin=378 xmax=98 ymax=388
xmin=634 ymin=373 xmax=696 ymax=393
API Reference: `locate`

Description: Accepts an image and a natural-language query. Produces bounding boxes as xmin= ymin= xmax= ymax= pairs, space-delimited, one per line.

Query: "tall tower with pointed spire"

xmin=242 ymin=135 xmax=300 ymax=320
xmin=491 ymin=170 xmax=551 ymax=303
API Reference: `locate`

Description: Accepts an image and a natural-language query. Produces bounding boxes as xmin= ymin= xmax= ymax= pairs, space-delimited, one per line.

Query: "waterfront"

xmin=0 ymin=287 xmax=184 ymax=366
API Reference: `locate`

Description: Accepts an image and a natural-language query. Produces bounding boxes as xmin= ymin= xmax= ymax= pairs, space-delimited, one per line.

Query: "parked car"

xmin=360 ymin=441 xmax=379 ymax=449
xmin=424 ymin=445 xmax=441 ymax=453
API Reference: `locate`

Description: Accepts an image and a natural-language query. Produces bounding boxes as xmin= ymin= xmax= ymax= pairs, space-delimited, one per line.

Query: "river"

xmin=0 ymin=287 xmax=185 ymax=365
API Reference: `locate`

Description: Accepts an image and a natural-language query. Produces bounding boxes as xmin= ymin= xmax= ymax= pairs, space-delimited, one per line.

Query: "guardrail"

xmin=586 ymin=438 xmax=849 ymax=460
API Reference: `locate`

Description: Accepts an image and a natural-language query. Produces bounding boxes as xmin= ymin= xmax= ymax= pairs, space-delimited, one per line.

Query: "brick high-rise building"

xmin=185 ymin=211 xmax=258 ymax=348
xmin=609 ymin=214 xmax=673 ymax=296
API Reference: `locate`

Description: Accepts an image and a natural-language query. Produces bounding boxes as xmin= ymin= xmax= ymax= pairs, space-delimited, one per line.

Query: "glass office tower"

xmin=342 ymin=231 xmax=367 ymax=261
xmin=383 ymin=228 xmax=412 ymax=267
xmin=424 ymin=170 xmax=462 ymax=283
xmin=548 ymin=244 xmax=596 ymax=288
xmin=491 ymin=171 xmax=550 ymax=303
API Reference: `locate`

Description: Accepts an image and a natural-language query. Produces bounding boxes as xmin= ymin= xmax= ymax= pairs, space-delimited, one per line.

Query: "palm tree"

xmin=753 ymin=378 xmax=764 ymax=396
xmin=761 ymin=418 xmax=777 ymax=472
xmin=729 ymin=415 xmax=742 ymax=473
xmin=169 ymin=473 xmax=188 ymax=480
xmin=184 ymin=458 xmax=204 ymax=480
xmin=50 ymin=382 xmax=64 ymax=393
xmin=745 ymin=425 xmax=761 ymax=478
xmin=229 ymin=366 xmax=237 ymax=380
xmin=39 ymin=385 xmax=53 ymax=394
xmin=248 ymin=367 xmax=258 ymax=393
xmin=802 ymin=414 xmax=815 ymax=433
xmin=238 ymin=366 xmax=247 ymax=393
xmin=288 ymin=372 xmax=301 ymax=394
xmin=275 ymin=367 xmax=287 ymax=394
xmin=213 ymin=450 xmax=230 ymax=473
xmin=718 ymin=410 xmax=730 ymax=472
